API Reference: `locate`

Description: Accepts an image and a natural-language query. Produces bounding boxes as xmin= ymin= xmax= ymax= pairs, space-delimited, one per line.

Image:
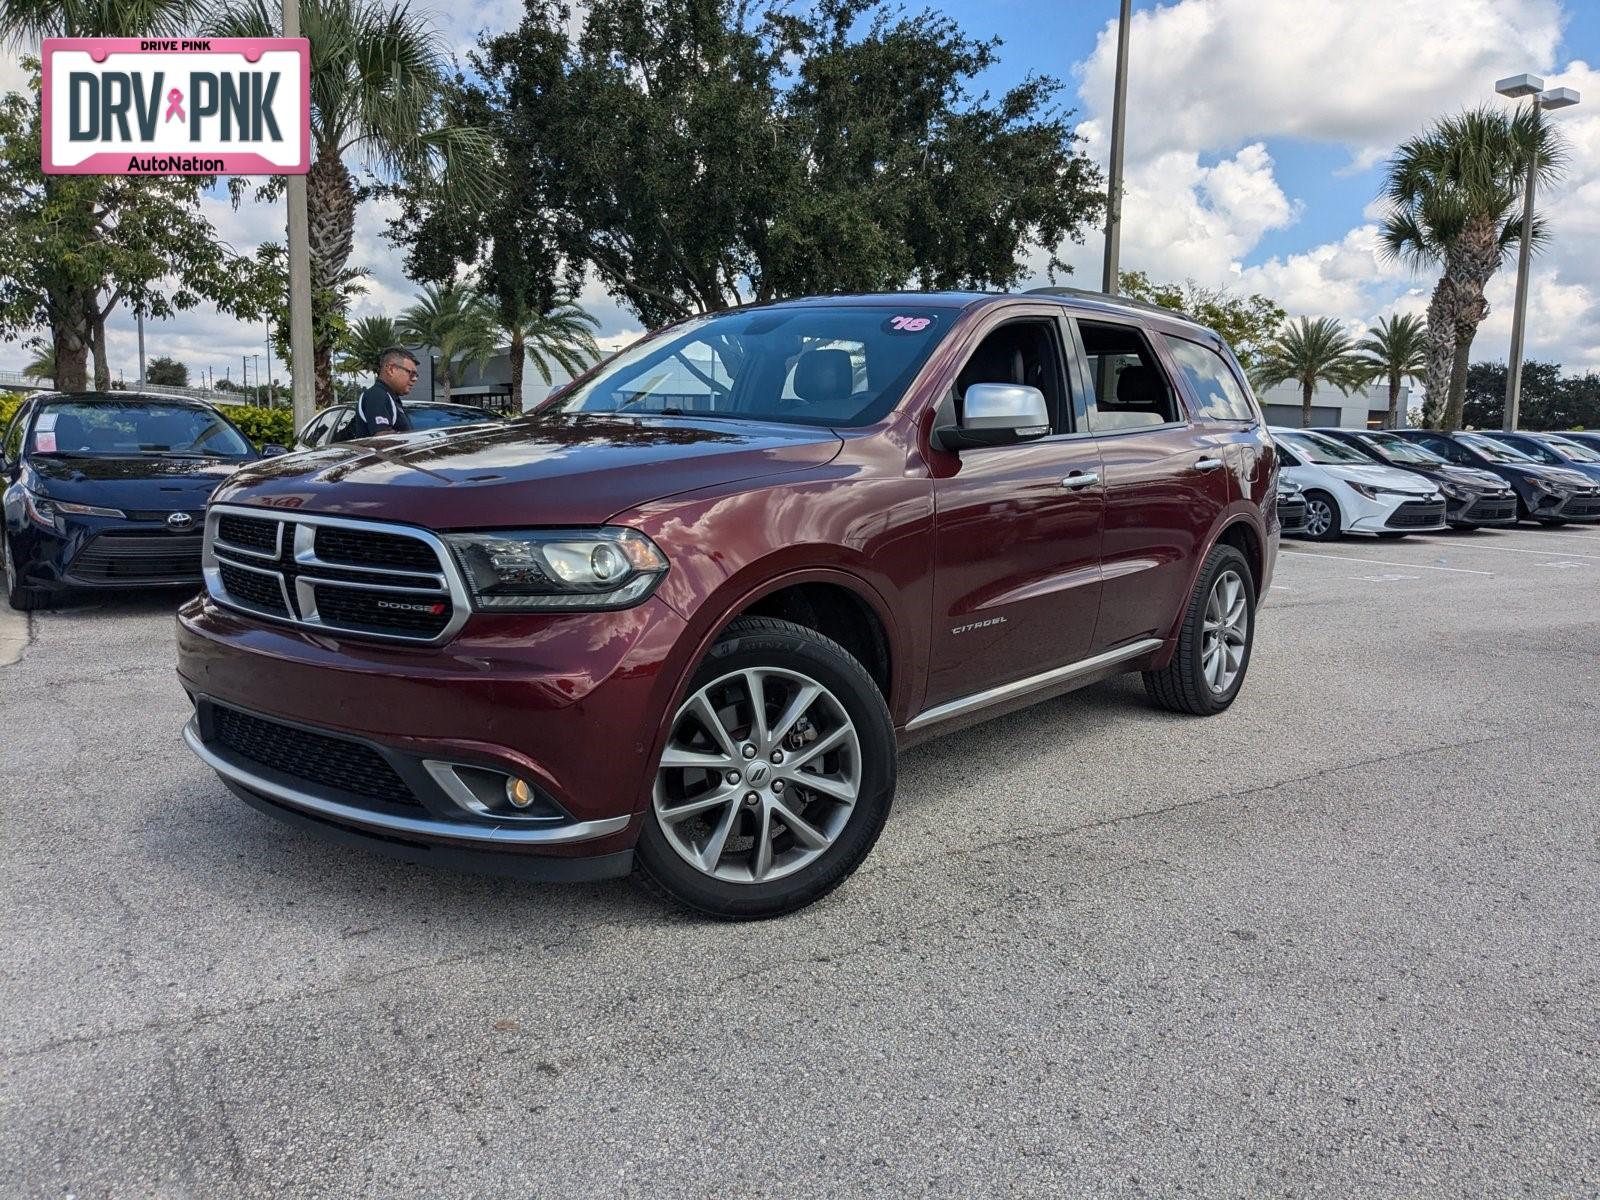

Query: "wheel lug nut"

xmin=741 ymin=744 xmax=757 ymax=759
xmin=744 ymin=792 xmax=760 ymax=808
xmin=725 ymin=770 xmax=741 ymax=785
xmin=771 ymin=780 xmax=784 ymax=794
xmin=770 ymin=750 xmax=785 ymax=764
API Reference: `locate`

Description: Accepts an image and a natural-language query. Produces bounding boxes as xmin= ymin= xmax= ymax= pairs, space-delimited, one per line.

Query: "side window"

xmin=1077 ymin=320 xmax=1181 ymax=433
xmin=952 ymin=317 xmax=1074 ymax=434
xmin=326 ymin=409 xmax=358 ymax=443
xmin=1276 ymin=441 xmax=1301 ymax=467
xmin=298 ymin=413 xmax=329 ymax=446
xmin=1163 ymin=336 xmax=1256 ymax=422
xmin=2 ymin=404 xmax=29 ymax=463
xmin=1417 ymin=434 xmax=1468 ymax=465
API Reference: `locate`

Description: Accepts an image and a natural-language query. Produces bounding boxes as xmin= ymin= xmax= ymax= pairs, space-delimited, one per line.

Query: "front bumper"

xmin=11 ymin=515 xmax=204 ymax=591
xmin=177 ymin=590 xmax=694 ymax=873
xmin=185 ymin=712 xmax=635 ymax=881
xmin=1446 ymin=492 xmax=1518 ymax=527
xmin=1344 ymin=493 xmax=1447 ymax=533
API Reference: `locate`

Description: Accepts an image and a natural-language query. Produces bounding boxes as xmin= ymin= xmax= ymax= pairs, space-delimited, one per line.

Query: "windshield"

xmin=1459 ymin=433 xmax=1535 ymax=463
xmin=1487 ymin=434 xmax=1563 ymax=464
xmin=548 ymin=306 xmax=948 ymax=428
xmin=1358 ymin=432 xmax=1446 ymax=465
xmin=1545 ymin=435 xmax=1600 ymax=463
xmin=1278 ymin=431 xmax=1372 ymax=465
xmin=410 ymin=406 xmax=495 ymax=431
xmin=32 ymin=401 xmax=252 ymax=457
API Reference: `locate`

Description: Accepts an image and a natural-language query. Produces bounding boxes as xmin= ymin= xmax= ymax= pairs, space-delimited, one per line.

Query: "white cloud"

xmin=1076 ymin=0 xmax=1564 ymax=165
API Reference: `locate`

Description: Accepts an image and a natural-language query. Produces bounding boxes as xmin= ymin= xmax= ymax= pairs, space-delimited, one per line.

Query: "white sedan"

xmin=1271 ymin=427 xmax=1448 ymax=541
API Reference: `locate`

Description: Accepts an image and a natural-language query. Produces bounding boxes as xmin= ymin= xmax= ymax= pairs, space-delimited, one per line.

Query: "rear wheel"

xmin=637 ymin=617 xmax=895 ymax=919
xmin=1301 ymin=491 xmax=1341 ymax=541
xmin=1143 ymin=544 xmax=1255 ymax=716
xmin=3 ymin=534 xmax=48 ymax=612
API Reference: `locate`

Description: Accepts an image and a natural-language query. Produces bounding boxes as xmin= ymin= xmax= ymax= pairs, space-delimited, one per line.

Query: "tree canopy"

xmin=0 ymin=64 xmax=274 ymax=392
xmin=1116 ymin=271 xmax=1285 ymax=373
xmin=431 ymin=0 xmax=1103 ymax=329
xmin=1461 ymin=360 xmax=1600 ymax=432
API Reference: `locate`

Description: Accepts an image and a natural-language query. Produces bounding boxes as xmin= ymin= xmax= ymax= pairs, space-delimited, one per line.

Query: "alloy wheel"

xmin=1201 ymin=569 xmax=1248 ymax=694
xmin=1304 ymin=497 xmax=1332 ymax=537
xmin=653 ymin=667 xmax=861 ymax=884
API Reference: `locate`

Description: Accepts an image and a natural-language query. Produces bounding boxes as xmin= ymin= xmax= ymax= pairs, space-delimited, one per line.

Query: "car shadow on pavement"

xmin=31 ymin=586 xmax=201 ymax=619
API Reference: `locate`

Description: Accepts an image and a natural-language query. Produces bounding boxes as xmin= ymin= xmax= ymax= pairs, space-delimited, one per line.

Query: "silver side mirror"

xmin=935 ymin=383 xmax=1050 ymax=451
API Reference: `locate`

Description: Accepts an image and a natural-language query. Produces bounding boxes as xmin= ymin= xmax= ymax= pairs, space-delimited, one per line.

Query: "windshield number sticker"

xmin=886 ymin=314 xmax=932 ymax=333
xmin=36 ymin=431 xmax=57 ymax=452
xmin=37 ymin=413 xmax=58 ymax=432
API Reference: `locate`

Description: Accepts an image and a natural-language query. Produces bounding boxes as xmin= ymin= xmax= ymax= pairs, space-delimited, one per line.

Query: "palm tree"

xmin=1251 ymin=317 xmax=1370 ymax=428
xmin=22 ymin=344 xmax=54 ymax=383
xmin=337 ymin=315 xmax=401 ymax=379
xmin=1355 ymin=314 xmax=1429 ymax=429
xmin=492 ymin=298 xmax=602 ymax=404
xmin=208 ymin=0 xmax=492 ymax=412
xmin=397 ymin=283 xmax=496 ymax=405
xmin=1378 ymin=106 xmax=1564 ymax=431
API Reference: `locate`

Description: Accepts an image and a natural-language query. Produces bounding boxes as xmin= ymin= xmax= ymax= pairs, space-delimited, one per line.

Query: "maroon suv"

xmin=178 ymin=290 xmax=1278 ymax=917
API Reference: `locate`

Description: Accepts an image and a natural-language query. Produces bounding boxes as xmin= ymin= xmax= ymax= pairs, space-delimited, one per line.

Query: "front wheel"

xmin=637 ymin=617 xmax=895 ymax=919
xmin=1300 ymin=491 xmax=1341 ymax=541
xmin=1143 ymin=544 xmax=1256 ymax=716
xmin=3 ymin=534 xmax=48 ymax=612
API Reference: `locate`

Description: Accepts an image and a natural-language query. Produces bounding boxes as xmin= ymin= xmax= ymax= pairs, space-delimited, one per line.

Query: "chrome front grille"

xmin=203 ymin=505 xmax=470 ymax=642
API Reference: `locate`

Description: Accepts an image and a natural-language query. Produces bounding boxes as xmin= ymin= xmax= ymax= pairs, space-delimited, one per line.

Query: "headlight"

xmin=1531 ymin=477 xmax=1569 ymax=496
xmin=23 ymin=489 xmax=125 ymax=528
xmin=442 ymin=527 xmax=668 ymax=611
xmin=1347 ymin=482 xmax=1421 ymax=500
xmin=1438 ymin=483 xmax=1467 ymax=500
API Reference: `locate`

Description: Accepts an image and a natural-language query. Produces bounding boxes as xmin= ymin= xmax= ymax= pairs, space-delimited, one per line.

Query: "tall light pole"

xmin=1101 ymin=0 xmax=1132 ymax=295
xmin=284 ymin=0 xmax=317 ymax=429
xmin=1494 ymin=73 xmax=1579 ymax=431
xmin=136 ymin=307 xmax=147 ymax=390
xmin=265 ymin=319 xmax=275 ymax=407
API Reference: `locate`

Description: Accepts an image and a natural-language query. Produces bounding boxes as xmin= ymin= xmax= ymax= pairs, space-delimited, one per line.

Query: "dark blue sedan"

xmin=2 ymin=393 xmax=284 ymax=610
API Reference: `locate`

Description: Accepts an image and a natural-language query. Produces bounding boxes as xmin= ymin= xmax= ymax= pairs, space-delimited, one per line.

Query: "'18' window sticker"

xmin=884 ymin=313 xmax=936 ymax=334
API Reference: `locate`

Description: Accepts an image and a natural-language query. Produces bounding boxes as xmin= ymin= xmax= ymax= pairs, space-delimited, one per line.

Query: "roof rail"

xmin=1024 ymin=285 xmax=1199 ymax=323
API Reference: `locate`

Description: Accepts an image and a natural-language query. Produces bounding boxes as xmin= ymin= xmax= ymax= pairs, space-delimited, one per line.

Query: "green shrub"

xmin=0 ymin=391 xmax=24 ymax=431
xmin=224 ymin=404 xmax=297 ymax=448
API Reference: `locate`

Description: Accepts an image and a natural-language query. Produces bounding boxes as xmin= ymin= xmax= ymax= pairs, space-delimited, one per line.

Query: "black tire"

xmin=636 ymin=616 xmax=895 ymax=920
xmin=1142 ymin=544 xmax=1256 ymax=717
xmin=3 ymin=534 xmax=48 ymax=612
xmin=1300 ymin=490 xmax=1342 ymax=541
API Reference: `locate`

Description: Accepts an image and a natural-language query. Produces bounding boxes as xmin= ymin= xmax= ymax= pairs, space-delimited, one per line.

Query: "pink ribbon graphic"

xmin=164 ymin=88 xmax=185 ymax=123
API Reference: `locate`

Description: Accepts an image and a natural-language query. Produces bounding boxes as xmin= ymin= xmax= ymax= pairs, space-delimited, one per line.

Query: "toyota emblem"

xmin=167 ymin=511 xmax=195 ymax=530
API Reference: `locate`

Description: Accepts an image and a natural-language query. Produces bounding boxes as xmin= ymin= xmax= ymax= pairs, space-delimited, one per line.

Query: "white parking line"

xmin=1278 ymin=550 xmax=1493 ymax=576
xmin=1433 ymin=542 xmax=1600 ymax=563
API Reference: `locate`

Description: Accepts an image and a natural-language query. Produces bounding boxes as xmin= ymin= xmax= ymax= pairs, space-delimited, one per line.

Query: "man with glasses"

xmin=343 ymin=346 xmax=419 ymax=440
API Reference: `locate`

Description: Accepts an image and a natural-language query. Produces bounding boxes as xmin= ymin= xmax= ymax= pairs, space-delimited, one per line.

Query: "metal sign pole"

xmin=284 ymin=0 xmax=317 ymax=429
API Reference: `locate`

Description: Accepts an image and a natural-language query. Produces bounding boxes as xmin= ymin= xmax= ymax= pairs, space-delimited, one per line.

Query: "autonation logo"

xmin=41 ymin=37 xmax=308 ymax=176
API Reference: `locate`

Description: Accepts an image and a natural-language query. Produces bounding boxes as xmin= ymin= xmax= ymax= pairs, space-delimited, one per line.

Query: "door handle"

xmin=1195 ymin=456 xmax=1225 ymax=471
xmin=1059 ymin=472 xmax=1099 ymax=489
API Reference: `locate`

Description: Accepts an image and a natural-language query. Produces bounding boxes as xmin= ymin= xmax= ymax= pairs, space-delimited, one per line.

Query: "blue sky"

xmin=5 ymin=0 xmax=1600 ymax=379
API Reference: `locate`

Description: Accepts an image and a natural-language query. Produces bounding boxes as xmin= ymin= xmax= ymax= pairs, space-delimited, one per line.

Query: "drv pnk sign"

xmin=41 ymin=38 xmax=309 ymax=175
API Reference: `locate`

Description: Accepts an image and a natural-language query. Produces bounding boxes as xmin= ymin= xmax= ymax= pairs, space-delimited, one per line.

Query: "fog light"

xmin=506 ymin=777 xmax=537 ymax=809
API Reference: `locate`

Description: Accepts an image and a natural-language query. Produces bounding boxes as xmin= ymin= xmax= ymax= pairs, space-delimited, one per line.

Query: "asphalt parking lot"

xmin=2 ymin=523 xmax=1597 ymax=1198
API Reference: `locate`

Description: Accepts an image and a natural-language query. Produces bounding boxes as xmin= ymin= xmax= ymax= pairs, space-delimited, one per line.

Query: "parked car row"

xmin=1272 ymin=426 xmax=1600 ymax=541
xmin=1 ymin=393 xmax=509 ymax=610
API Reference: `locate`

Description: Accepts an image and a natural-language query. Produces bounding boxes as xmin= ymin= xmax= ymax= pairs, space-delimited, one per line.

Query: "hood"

xmin=1435 ymin=464 xmax=1510 ymax=491
xmin=1324 ymin=462 xmax=1440 ymax=495
xmin=1527 ymin=463 xmax=1600 ymax=490
xmin=210 ymin=413 xmax=846 ymax=527
xmin=26 ymin=453 xmax=247 ymax=512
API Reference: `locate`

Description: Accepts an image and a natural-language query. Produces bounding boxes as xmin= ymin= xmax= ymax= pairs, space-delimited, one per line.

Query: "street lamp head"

xmin=1538 ymin=87 xmax=1580 ymax=110
xmin=1495 ymin=73 xmax=1544 ymax=98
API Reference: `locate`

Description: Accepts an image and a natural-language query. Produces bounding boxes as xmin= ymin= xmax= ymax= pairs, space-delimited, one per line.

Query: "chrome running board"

xmin=906 ymin=637 xmax=1163 ymax=732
